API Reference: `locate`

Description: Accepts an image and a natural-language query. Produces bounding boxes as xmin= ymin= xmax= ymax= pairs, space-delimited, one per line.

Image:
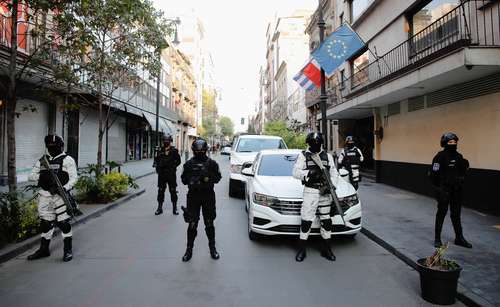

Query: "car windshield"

xmin=258 ymin=154 xmax=298 ymax=176
xmin=236 ymin=138 xmax=285 ymax=152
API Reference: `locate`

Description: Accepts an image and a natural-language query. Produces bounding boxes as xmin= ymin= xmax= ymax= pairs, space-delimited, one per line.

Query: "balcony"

xmin=337 ymin=1 xmax=500 ymax=104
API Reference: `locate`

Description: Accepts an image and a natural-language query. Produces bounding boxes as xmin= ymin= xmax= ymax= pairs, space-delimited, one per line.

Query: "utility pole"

xmin=317 ymin=0 xmax=328 ymax=148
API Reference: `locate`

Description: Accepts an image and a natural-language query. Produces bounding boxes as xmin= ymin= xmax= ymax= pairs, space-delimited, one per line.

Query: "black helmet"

xmin=440 ymin=132 xmax=459 ymax=147
xmin=192 ymin=138 xmax=208 ymax=155
xmin=306 ymin=132 xmax=323 ymax=146
xmin=162 ymin=134 xmax=173 ymax=143
xmin=44 ymin=134 xmax=64 ymax=148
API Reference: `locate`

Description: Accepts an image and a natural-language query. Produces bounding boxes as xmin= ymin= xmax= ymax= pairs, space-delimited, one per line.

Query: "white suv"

xmin=229 ymin=135 xmax=287 ymax=197
xmin=243 ymin=149 xmax=362 ymax=240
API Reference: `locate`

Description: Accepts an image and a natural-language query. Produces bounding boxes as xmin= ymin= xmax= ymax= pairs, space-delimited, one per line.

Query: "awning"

xmin=142 ymin=111 xmax=160 ymax=132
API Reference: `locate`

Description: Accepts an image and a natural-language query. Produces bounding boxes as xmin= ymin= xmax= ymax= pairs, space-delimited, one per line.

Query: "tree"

xmin=57 ymin=0 xmax=170 ymax=172
xmin=264 ymin=120 xmax=306 ymax=149
xmin=201 ymin=89 xmax=217 ymax=138
xmin=219 ymin=116 xmax=234 ymax=138
xmin=0 ymin=0 xmax=78 ymax=193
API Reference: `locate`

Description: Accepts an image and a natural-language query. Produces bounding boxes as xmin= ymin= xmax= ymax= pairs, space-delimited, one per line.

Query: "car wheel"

xmin=229 ymin=180 xmax=238 ymax=198
xmin=248 ymin=216 xmax=259 ymax=241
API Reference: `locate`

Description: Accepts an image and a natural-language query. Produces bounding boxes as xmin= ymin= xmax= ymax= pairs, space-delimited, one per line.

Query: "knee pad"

xmin=320 ymin=219 xmax=333 ymax=231
xmin=40 ymin=220 xmax=54 ymax=233
xmin=188 ymin=221 xmax=198 ymax=231
xmin=300 ymin=220 xmax=313 ymax=233
xmin=203 ymin=217 xmax=214 ymax=228
xmin=56 ymin=221 xmax=72 ymax=234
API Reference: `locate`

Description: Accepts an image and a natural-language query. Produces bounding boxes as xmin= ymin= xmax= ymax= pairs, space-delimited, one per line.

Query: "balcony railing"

xmin=337 ymin=0 xmax=500 ymax=103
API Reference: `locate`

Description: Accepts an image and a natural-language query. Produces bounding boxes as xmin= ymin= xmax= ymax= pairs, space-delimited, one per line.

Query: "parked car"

xmin=221 ymin=145 xmax=231 ymax=155
xmin=242 ymin=149 xmax=362 ymax=240
xmin=229 ymin=135 xmax=287 ymax=198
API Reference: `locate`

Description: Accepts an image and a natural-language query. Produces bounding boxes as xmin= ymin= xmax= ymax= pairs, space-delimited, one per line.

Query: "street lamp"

xmin=155 ymin=17 xmax=181 ymax=150
xmin=317 ymin=0 xmax=328 ymax=149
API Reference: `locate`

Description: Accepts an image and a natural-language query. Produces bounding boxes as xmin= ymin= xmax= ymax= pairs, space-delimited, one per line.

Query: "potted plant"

xmin=417 ymin=244 xmax=462 ymax=305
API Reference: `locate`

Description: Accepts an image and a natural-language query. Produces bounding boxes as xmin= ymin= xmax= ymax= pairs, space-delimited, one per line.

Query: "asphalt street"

xmin=0 ymin=155 xmax=464 ymax=307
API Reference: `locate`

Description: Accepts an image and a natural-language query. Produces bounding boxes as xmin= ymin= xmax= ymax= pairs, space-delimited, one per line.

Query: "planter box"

xmin=417 ymin=258 xmax=462 ymax=305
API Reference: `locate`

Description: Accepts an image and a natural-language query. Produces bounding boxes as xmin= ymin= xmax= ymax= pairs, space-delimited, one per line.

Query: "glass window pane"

xmin=236 ymin=138 xmax=282 ymax=152
xmin=258 ymin=154 xmax=298 ymax=176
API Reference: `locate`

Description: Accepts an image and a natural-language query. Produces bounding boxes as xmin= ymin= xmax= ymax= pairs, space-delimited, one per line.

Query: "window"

xmin=339 ymin=12 xmax=344 ymax=26
xmin=350 ymin=50 xmax=369 ymax=88
xmin=409 ymin=0 xmax=460 ymax=56
xmin=340 ymin=69 xmax=346 ymax=88
xmin=236 ymin=138 xmax=285 ymax=153
xmin=350 ymin=0 xmax=375 ymax=23
xmin=258 ymin=154 xmax=298 ymax=176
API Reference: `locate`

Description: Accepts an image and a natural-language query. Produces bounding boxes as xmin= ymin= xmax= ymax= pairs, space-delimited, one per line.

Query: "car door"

xmin=245 ymin=153 xmax=261 ymax=212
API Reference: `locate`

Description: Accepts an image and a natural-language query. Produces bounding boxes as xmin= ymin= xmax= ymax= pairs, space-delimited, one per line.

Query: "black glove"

xmin=48 ymin=186 xmax=59 ymax=196
xmin=307 ymin=169 xmax=323 ymax=183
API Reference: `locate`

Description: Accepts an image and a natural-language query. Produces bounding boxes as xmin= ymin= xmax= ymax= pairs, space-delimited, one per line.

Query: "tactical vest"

xmin=441 ymin=152 xmax=461 ymax=188
xmin=304 ymin=151 xmax=329 ymax=188
xmin=155 ymin=147 xmax=178 ymax=171
xmin=38 ymin=155 xmax=69 ymax=191
xmin=188 ymin=158 xmax=213 ymax=190
xmin=342 ymin=147 xmax=361 ymax=167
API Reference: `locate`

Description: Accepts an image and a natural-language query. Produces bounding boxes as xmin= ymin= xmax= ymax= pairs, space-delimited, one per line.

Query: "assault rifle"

xmin=310 ymin=154 xmax=346 ymax=226
xmin=40 ymin=155 xmax=82 ymax=220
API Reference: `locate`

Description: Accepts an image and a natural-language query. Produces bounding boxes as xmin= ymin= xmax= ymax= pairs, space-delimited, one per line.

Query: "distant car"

xmin=229 ymin=135 xmax=287 ymax=198
xmin=242 ymin=149 xmax=362 ymax=240
xmin=221 ymin=145 xmax=231 ymax=155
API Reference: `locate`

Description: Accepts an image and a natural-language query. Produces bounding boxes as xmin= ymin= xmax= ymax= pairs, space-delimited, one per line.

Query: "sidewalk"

xmin=357 ymin=180 xmax=500 ymax=306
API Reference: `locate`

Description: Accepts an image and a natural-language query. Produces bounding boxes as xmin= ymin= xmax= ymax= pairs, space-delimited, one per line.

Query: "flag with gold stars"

xmin=312 ymin=24 xmax=365 ymax=78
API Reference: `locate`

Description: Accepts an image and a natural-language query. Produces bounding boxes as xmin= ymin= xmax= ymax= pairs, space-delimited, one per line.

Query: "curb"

xmin=0 ymin=188 xmax=145 ymax=264
xmin=133 ymin=171 xmax=155 ymax=180
xmin=361 ymin=227 xmax=489 ymax=307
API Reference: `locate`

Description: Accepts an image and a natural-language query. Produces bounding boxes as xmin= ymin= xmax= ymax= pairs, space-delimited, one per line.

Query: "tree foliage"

xmin=264 ymin=120 xmax=306 ymax=149
xmin=219 ymin=116 xmax=234 ymax=137
xmin=55 ymin=0 xmax=171 ymax=170
xmin=201 ymin=89 xmax=217 ymax=138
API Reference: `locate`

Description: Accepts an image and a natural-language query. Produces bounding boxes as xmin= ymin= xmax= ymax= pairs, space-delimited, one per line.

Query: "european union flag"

xmin=312 ymin=24 xmax=366 ymax=78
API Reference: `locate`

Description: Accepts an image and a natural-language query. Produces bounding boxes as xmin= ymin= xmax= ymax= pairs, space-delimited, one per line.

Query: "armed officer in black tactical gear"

xmin=292 ymin=132 xmax=338 ymax=262
xmin=180 ymin=138 xmax=222 ymax=262
xmin=338 ymin=136 xmax=364 ymax=190
xmin=154 ymin=134 xmax=181 ymax=216
xmin=429 ymin=132 xmax=472 ymax=249
xmin=27 ymin=134 xmax=78 ymax=262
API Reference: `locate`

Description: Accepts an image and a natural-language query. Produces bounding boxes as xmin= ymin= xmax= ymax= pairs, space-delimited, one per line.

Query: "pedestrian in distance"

xmin=292 ymin=132 xmax=337 ymax=262
xmin=153 ymin=134 xmax=181 ymax=216
xmin=180 ymin=138 xmax=222 ymax=262
xmin=27 ymin=134 xmax=78 ymax=262
xmin=337 ymin=136 xmax=364 ymax=190
xmin=429 ymin=132 xmax=472 ymax=249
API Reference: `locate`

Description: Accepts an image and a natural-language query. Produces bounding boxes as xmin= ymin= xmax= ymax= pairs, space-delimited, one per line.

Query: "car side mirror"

xmin=241 ymin=167 xmax=254 ymax=177
xmin=339 ymin=168 xmax=349 ymax=177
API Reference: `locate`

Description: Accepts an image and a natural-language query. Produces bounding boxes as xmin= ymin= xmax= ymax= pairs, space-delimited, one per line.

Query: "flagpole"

xmin=317 ymin=0 xmax=328 ymax=150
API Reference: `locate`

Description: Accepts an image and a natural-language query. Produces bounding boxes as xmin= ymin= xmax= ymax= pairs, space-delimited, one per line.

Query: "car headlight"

xmin=340 ymin=194 xmax=359 ymax=207
xmin=253 ymin=193 xmax=279 ymax=206
xmin=230 ymin=164 xmax=242 ymax=174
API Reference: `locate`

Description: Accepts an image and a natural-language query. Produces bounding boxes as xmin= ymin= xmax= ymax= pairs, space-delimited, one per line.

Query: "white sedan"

xmin=242 ymin=149 xmax=362 ymax=240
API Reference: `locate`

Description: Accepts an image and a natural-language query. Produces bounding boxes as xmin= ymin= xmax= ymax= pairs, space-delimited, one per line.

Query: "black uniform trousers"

xmin=435 ymin=187 xmax=464 ymax=237
xmin=185 ymin=188 xmax=216 ymax=248
xmin=157 ymin=173 xmax=178 ymax=204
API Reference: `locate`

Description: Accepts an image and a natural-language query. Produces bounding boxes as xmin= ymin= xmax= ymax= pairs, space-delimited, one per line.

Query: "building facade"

xmin=325 ymin=0 xmax=500 ymax=215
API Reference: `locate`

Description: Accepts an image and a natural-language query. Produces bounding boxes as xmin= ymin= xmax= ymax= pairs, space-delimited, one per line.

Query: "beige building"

xmin=324 ymin=0 xmax=500 ymax=215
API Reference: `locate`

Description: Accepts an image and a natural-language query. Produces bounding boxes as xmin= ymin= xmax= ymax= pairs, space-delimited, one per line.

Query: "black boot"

xmin=27 ymin=238 xmax=51 ymax=260
xmin=455 ymin=236 xmax=472 ymax=248
xmin=209 ymin=244 xmax=220 ymax=260
xmin=154 ymin=202 xmax=163 ymax=215
xmin=295 ymin=239 xmax=307 ymax=262
xmin=182 ymin=247 xmax=193 ymax=262
xmin=172 ymin=202 xmax=179 ymax=215
xmin=434 ymin=238 xmax=443 ymax=248
xmin=63 ymin=237 xmax=73 ymax=262
xmin=320 ymin=239 xmax=336 ymax=261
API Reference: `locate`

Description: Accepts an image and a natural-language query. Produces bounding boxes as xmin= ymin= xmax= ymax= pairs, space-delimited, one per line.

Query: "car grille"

xmin=268 ymin=224 xmax=356 ymax=233
xmin=269 ymin=199 xmax=352 ymax=216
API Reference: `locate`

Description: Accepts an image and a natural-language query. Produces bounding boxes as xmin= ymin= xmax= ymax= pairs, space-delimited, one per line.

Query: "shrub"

xmin=75 ymin=163 xmax=138 ymax=204
xmin=263 ymin=120 xmax=307 ymax=149
xmin=17 ymin=199 xmax=39 ymax=241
